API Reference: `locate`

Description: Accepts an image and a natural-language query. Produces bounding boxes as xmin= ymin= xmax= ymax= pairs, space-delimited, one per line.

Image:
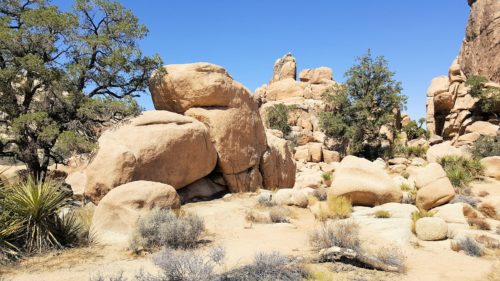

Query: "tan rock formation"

xmin=150 ymin=63 xmax=267 ymax=193
xmin=270 ymin=53 xmax=297 ymax=83
xmin=415 ymin=163 xmax=455 ymax=211
xmin=260 ymin=132 xmax=296 ymax=189
xmin=85 ymin=111 xmax=217 ymax=203
xmin=458 ymin=0 xmax=500 ymax=83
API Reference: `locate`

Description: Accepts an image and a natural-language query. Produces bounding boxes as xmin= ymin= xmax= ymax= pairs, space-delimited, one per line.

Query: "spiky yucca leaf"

xmin=4 ymin=178 xmax=69 ymax=253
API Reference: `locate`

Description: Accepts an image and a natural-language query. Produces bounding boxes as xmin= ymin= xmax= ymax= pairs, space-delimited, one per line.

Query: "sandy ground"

xmin=2 ymin=185 xmax=499 ymax=281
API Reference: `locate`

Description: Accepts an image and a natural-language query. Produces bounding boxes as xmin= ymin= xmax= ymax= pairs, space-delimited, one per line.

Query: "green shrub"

xmin=471 ymin=135 xmax=500 ymax=158
xmin=130 ymin=209 xmax=205 ymax=252
xmin=321 ymin=172 xmax=333 ymax=181
xmin=1 ymin=178 xmax=78 ymax=254
xmin=393 ymin=144 xmax=428 ymax=158
xmin=411 ymin=210 xmax=435 ymax=233
xmin=466 ymin=75 xmax=500 ymax=112
xmin=266 ymin=104 xmax=292 ymax=135
xmin=438 ymin=156 xmax=484 ymax=188
xmin=402 ymin=119 xmax=429 ymax=140
xmin=374 ymin=210 xmax=391 ymax=219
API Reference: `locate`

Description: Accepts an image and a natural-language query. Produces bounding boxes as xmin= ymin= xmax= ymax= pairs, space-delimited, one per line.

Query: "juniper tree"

xmin=319 ymin=51 xmax=407 ymax=159
xmin=0 ymin=0 xmax=162 ymax=180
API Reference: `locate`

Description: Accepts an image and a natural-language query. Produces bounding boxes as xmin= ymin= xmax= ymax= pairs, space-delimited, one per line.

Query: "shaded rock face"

xmin=415 ymin=163 xmax=455 ymax=211
xmin=270 ymin=53 xmax=297 ymax=84
xmin=458 ymin=0 xmax=500 ymax=84
xmin=85 ymin=111 xmax=217 ymax=204
xmin=149 ymin=63 xmax=267 ymax=193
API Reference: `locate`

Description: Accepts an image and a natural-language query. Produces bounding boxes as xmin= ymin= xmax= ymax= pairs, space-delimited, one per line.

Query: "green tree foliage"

xmin=319 ymin=51 xmax=407 ymax=159
xmin=0 ymin=0 xmax=162 ymax=180
xmin=402 ymin=118 xmax=429 ymax=140
xmin=266 ymin=103 xmax=293 ymax=135
xmin=466 ymin=75 xmax=500 ymax=112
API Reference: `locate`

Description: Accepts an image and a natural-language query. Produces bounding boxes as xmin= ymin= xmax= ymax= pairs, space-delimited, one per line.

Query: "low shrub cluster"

xmin=314 ymin=195 xmax=352 ymax=221
xmin=309 ymin=220 xmax=406 ymax=273
xmin=91 ymin=249 xmax=307 ymax=281
xmin=451 ymin=237 xmax=484 ymax=257
xmin=269 ymin=207 xmax=290 ymax=223
xmin=438 ymin=156 xmax=483 ymax=188
xmin=393 ymin=144 xmax=429 ymax=158
xmin=478 ymin=203 xmax=497 ymax=219
xmin=471 ymin=135 xmax=500 ymax=159
xmin=129 ymin=209 xmax=205 ymax=252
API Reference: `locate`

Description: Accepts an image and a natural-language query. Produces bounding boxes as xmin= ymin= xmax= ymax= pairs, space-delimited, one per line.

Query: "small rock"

xmin=415 ymin=217 xmax=448 ymax=241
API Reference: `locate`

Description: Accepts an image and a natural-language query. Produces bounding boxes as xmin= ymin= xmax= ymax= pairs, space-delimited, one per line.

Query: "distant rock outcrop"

xmin=458 ymin=0 xmax=500 ymax=84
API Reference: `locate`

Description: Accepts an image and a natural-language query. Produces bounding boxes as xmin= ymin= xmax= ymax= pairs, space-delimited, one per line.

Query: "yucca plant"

xmin=3 ymin=177 xmax=74 ymax=253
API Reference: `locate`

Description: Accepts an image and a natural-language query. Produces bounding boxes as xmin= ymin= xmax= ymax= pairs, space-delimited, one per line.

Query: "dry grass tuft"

xmin=245 ymin=209 xmax=270 ymax=224
xmin=479 ymin=203 xmax=497 ymax=219
xmin=269 ymin=207 xmax=290 ymax=223
xmin=374 ymin=210 xmax=391 ymax=219
xmin=467 ymin=217 xmax=491 ymax=230
xmin=476 ymin=235 xmax=500 ymax=249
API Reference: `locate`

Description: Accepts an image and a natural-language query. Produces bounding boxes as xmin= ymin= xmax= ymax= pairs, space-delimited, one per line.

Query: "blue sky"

xmin=55 ymin=0 xmax=470 ymax=120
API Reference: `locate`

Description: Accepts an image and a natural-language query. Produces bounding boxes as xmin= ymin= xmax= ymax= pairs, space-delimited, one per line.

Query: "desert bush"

xmin=266 ymin=104 xmax=292 ymax=135
xmin=304 ymin=268 xmax=336 ymax=281
xmin=479 ymin=203 xmax=497 ymax=219
xmin=309 ymin=220 xmax=360 ymax=251
xmin=466 ymin=75 xmax=500 ymax=112
xmin=245 ymin=209 xmax=270 ymax=224
xmin=471 ymin=135 xmax=500 ymax=158
xmin=467 ymin=218 xmax=491 ymax=230
xmin=476 ymin=235 xmax=500 ymax=249
xmin=374 ymin=245 xmax=406 ymax=273
xmin=438 ymin=156 xmax=483 ymax=188
xmin=411 ymin=210 xmax=435 ymax=233
xmin=321 ymin=172 xmax=333 ymax=182
xmin=451 ymin=237 xmax=484 ymax=257
xmin=450 ymin=195 xmax=479 ymax=208
xmin=326 ymin=195 xmax=352 ymax=219
xmin=1 ymin=178 xmax=79 ymax=254
xmin=130 ymin=208 xmax=204 ymax=252
xmin=257 ymin=193 xmax=275 ymax=207
xmin=312 ymin=188 xmax=328 ymax=201
xmin=222 ymin=252 xmax=307 ymax=281
xmin=393 ymin=144 xmax=428 ymax=158
xmin=374 ymin=210 xmax=391 ymax=219
xmin=402 ymin=119 xmax=429 ymax=140
xmin=152 ymin=248 xmax=223 ymax=281
xmin=269 ymin=207 xmax=290 ymax=223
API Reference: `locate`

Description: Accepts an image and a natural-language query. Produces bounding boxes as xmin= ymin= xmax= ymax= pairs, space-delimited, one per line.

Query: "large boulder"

xmin=85 ymin=111 xmax=217 ymax=203
xmin=331 ymin=156 xmax=403 ymax=206
xmin=480 ymin=156 xmax=500 ymax=179
xmin=458 ymin=0 xmax=500 ymax=83
xmin=299 ymin=67 xmax=333 ymax=84
xmin=426 ymin=141 xmax=470 ymax=163
xmin=260 ymin=132 xmax=296 ymax=189
xmin=91 ymin=181 xmax=181 ymax=244
xmin=464 ymin=121 xmax=499 ymax=137
xmin=415 ymin=163 xmax=455 ymax=211
xmin=273 ymin=188 xmax=308 ymax=208
xmin=149 ymin=63 xmax=248 ymax=113
xmin=65 ymin=171 xmax=87 ymax=200
xmin=265 ymin=78 xmax=304 ymax=101
xmin=150 ymin=63 xmax=267 ymax=193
